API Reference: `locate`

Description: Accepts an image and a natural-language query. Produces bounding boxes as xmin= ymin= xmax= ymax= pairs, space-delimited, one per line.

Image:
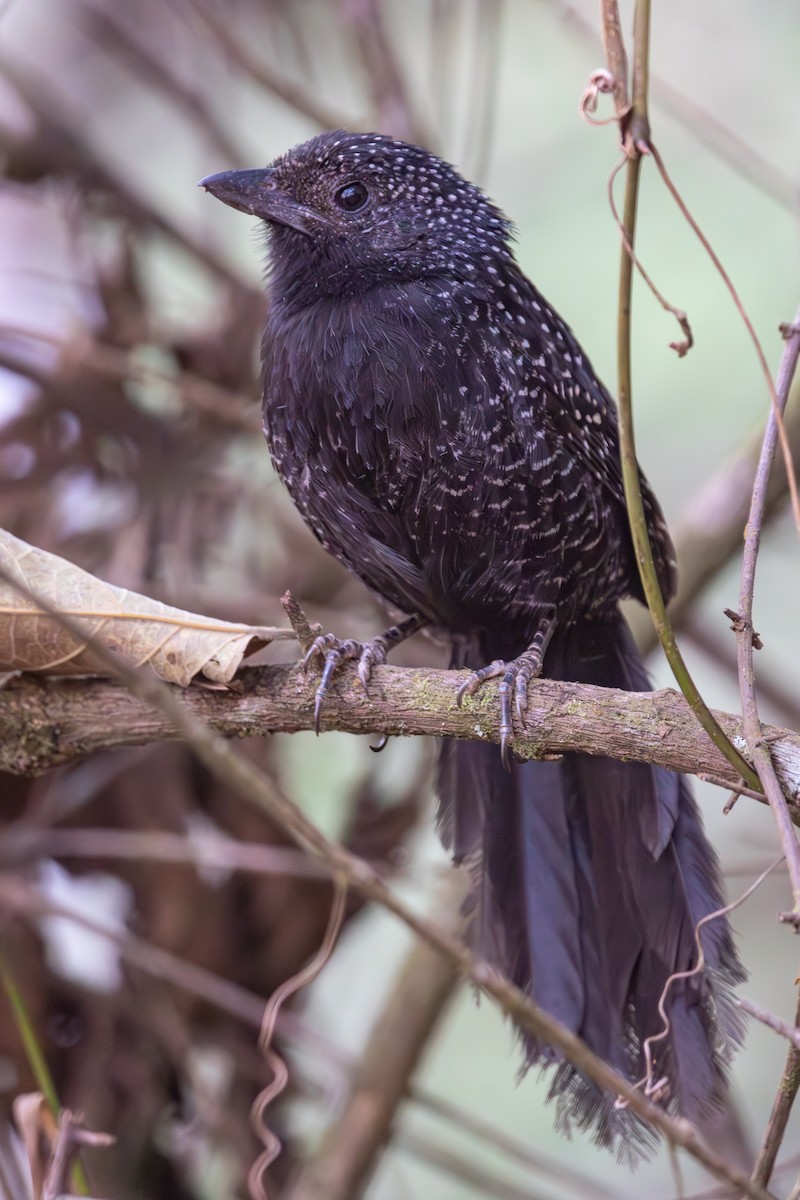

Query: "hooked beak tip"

xmin=198 ymin=168 xmax=272 ymax=217
xmin=198 ymin=171 xmax=229 ymax=192
xmin=199 ymin=167 xmax=312 ymax=235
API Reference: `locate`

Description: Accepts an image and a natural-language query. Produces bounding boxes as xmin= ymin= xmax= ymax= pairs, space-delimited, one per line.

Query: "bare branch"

xmin=0 ymin=828 xmax=330 ymax=879
xmin=395 ymin=1131 xmax=559 ymax=1200
xmin=648 ymin=145 xmax=800 ymax=532
xmin=0 ymin=323 xmax=261 ymax=434
xmin=2 ymin=664 xmax=800 ymax=804
xmin=628 ymin=378 xmax=800 ymax=656
xmin=742 ymin=990 xmax=800 ymax=1190
xmin=734 ymin=308 xmax=800 ymax=920
xmin=407 ymin=1089 xmax=631 ymax=1200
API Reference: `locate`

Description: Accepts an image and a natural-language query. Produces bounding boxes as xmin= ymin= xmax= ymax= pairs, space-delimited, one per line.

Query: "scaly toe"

xmin=456 ymin=659 xmax=506 ymax=707
xmin=303 ymin=632 xmax=336 ymax=671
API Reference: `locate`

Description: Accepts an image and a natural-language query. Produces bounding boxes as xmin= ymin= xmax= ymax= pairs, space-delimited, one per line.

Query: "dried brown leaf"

xmin=12 ymin=1091 xmax=54 ymax=1199
xmin=0 ymin=530 xmax=294 ymax=685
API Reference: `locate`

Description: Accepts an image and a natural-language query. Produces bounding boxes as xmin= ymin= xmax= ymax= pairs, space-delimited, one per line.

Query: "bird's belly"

xmin=413 ymin=472 xmax=630 ymax=634
xmin=265 ymin=397 xmax=630 ymax=634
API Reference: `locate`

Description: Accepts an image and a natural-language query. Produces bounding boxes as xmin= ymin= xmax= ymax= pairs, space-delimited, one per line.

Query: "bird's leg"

xmin=303 ymin=613 xmax=429 ymax=733
xmin=457 ymin=614 xmax=556 ymax=769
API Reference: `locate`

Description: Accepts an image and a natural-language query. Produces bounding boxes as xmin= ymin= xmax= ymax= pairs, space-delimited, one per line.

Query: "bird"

xmin=200 ymin=130 xmax=745 ymax=1150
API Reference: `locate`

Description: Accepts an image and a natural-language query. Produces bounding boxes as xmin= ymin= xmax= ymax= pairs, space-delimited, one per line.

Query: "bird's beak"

xmin=199 ymin=168 xmax=315 ymax=235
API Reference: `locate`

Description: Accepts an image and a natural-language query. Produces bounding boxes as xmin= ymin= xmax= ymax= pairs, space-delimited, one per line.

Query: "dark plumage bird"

xmin=201 ymin=131 xmax=744 ymax=1149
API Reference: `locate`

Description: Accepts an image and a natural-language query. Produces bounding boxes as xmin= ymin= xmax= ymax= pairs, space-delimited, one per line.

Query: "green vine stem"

xmin=614 ymin=0 xmax=761 ymax=791
xmin=0 ymin=952 xmax=89 ymax=1195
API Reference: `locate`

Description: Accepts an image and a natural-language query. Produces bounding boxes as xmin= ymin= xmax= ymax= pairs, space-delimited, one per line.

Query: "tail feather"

xmin=436 ymin=613 xmax=745 ymax=1151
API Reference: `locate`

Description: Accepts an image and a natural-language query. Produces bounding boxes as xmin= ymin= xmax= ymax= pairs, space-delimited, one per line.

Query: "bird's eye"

xmin=334 ymin=181 xmax=369 ymax=212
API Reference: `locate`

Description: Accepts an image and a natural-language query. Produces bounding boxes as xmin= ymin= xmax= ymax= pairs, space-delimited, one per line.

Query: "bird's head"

xmin=200 ymin=130 xmax=511 ymax=303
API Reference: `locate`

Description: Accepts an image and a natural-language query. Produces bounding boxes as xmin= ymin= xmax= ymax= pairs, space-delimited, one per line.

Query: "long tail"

xmin=437 ymin=614 xmax=745 ymax=1152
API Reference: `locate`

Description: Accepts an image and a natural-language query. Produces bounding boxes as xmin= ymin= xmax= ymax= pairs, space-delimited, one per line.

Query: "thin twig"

xmin=648 ymin=144 xmax=800 ymax=532
xmin=745 ymin=989 xmax=800 ymax=1190
xmin=598 ymin=0 xmax=629 ymax=116
xmin=607 ymin=156 xmax=693 ymax=356
xmin=0 ymin=827 xmax=331 ymax=879
xmin=410 ymin=1090 xmax=633 ymax=1200
xmin=628 ymin=379 xmax=800 ymax=657
xmin=0 ymin=324 xmax=261 ymax=434
xmin=396 ymin=1131 xmax=556 ymax=1200
xmin=695 ymin=773 xmax=766 ymax=804
xmin=736 ymin=994 xmax=800 ymax=1052
xmin=734 ymin=307 xmax=800 ymax=920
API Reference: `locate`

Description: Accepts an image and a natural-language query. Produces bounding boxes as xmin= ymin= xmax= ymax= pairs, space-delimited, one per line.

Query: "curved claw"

xmin=499 ymin=677 xmax=514 ymax=772
xmin=313 ymin=649 xmax=344 ymax=734
xmin=515 ymin=672 xmax=530 ymax=721
xmin=358 ymin=642 xmax=386 ymax=694
xmin=358 ymin=654 xmax=373 ymax=694
xmin=313 ymin=690 xmax=325 ymax=735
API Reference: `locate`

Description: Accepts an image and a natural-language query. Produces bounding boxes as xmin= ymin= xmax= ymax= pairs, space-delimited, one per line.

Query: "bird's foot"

xmin=457 ymin=647 xmax=548 ymax=770
xmin=302 ymin=633 xmax=390 ymax=733
xmin=302 ymin=613 xmax=428 ymax=734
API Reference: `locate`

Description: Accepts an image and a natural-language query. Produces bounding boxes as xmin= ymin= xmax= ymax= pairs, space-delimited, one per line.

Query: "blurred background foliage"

xmin=0 ymin=1 xmax=798 ymax=1197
